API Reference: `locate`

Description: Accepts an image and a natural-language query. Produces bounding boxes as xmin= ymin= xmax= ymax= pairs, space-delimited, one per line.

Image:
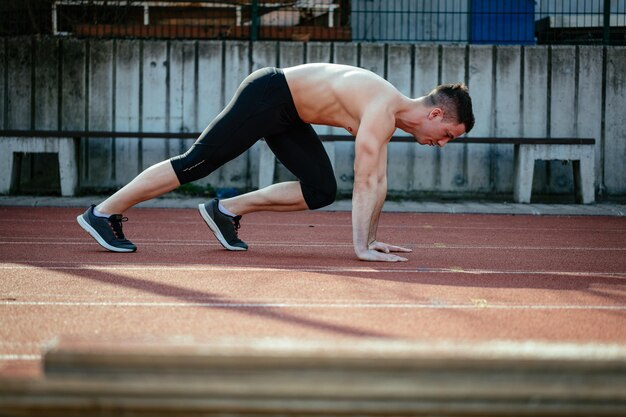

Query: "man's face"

xmin=414 ymin=108 xmax=466 ymax=148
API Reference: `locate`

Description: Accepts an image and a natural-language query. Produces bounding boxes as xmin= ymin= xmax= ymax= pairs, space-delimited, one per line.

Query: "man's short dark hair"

xmin=427 ymin=83 xmax=475 ymax=134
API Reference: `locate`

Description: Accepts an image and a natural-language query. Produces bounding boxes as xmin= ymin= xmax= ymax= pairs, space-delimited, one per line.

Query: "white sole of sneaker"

xmin=198 ymin=203 xmax=247 ymax=251
xmin=76 ymin=215 xmax=136 ymax=253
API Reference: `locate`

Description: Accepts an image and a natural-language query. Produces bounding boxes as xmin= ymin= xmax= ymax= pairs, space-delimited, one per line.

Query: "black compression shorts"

xmin=169 ymin=67 xmax=337 ymax=210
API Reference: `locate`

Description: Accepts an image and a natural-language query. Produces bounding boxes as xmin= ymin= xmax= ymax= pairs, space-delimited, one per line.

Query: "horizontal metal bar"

xmin=0 ymin=130 xmax=595 ymax=145
xmin=0 ymin=130 xmax=200 ymax=139
xmin=54 ymin=1 xmax=268 ymax=9
xmin=321 ymin=136 xmax=597 ymax=145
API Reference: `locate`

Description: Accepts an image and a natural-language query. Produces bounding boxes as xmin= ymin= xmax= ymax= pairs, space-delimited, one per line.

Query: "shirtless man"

xmin=77 ymin=63 xmax=474 ymax=262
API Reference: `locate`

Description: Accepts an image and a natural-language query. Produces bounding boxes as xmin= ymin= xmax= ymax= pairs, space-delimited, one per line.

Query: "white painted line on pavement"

xmin=0 ymin=263 xmax=625 ymax=278
xmin=2 ymin=300 xmax=626 ymax=310
xmin=0 ymin=354 xmax=40 ymax=361
xmin=1 ymin=240 xmax=625 ymax=251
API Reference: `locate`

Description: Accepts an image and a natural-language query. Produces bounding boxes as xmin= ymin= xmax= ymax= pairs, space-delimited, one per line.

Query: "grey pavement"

xmin=1 ymin=195 xmax=625 ymax=216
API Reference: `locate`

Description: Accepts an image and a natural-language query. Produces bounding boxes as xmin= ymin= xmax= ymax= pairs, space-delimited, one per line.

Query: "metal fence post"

xmin=604 ymin=0 xmax=611 ymax=45
xmin=467 ymin=0 xmax=474 ymax=43
xmin=251 ymin=0 xmax=259 ymax=41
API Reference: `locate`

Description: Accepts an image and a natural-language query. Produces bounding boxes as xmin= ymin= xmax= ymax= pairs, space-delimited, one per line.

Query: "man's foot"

xmin=198 ymin=199 xmax=248 ymax=251
xmin=76 ymin=205 xmax=137 ymax=253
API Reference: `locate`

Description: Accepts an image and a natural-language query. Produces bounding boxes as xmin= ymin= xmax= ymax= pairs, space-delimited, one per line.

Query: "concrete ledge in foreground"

xmin=1 ymin=336 xmax=626 ymax=416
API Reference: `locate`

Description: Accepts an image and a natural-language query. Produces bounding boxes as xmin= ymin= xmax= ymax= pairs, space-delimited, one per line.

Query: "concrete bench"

xmin=462 ymin=137 xmax=595 ymax=204
xmin=506 ymin=138 xmax=596 ymax=204
xmin=259 ymin=135 xmax=596 ymax=204
xmin=0 ymin=130 xmax=198 ymax=197
xmin=0 ymin=135 xmax=78 ymax=197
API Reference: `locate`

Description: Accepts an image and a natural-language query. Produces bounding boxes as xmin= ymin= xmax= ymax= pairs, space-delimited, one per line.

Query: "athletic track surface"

xmin=1 ymin=206 xmax=625 ymax=378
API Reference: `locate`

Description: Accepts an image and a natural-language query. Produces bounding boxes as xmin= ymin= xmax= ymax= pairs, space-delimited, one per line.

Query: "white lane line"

xmin=0 ymin=240 xmax=346 ymax=247
xmin=0 ymin=264 xmax=624 ymax=278
xmin=0 ymin=342 xmax=41 ymax=347
xmin=1 ymin=240 xmax=625 ymax=251
xmin=1 ymin=264 xmax=625 ymax=278
xmin=1 ymin=300 xmax=626 ymax=310
xmin=0 ymin=354 xmax=40 ymax=361
xmin=1 ymin=217 xmax=625 ymax=232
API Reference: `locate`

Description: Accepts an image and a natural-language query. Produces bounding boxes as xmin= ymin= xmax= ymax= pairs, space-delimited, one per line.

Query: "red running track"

xmin=1 ymin=206 xmax=625 ymax=377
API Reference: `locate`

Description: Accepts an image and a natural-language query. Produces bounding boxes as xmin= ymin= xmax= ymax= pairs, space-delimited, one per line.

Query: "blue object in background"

xmin=471 ymin=0 xmax=536 ymax=44
xmin=216 ymin=187 xmax=239 ymax=199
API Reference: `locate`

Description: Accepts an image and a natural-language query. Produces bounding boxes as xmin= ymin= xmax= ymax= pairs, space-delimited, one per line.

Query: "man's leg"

xmin=79 ymin=68 xmax=290 ymax=252
xmin=198 ymin=123 xmax=335 ymax=252
xmin=221 ymin=123 xmax=336 ymax=217
xmin=97 ymin=160 xmax=180 ymax=215
xmin=197 ymin=181 xmax=308 ymax=251
xmin=221 ymin=181 xmax=308 ymax=216
xmin=75 ymin=160 xmax=180 ymax=253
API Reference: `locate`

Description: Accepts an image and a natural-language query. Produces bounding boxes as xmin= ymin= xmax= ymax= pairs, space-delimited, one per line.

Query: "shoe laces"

xmin=232 ymin=215 xmax=242 ymax=233
xmin=108 ymin=215 xmax=128 ymax=240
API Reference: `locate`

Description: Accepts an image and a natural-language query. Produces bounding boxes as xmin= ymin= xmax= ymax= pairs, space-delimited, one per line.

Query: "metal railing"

xmin=1 ymin=0 xmax=624 ymax=44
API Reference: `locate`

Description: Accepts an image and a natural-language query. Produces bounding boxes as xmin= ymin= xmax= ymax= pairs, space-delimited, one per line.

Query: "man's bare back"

xmin=284 ymin=64 xmax=409 ymax=137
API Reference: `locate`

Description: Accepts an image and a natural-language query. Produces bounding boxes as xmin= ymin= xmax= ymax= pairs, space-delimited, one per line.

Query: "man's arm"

xmin=365 ymin=146 xmax=413 ymax=256
xmin=352 ymin=109 xmax=408 ymax=262
xmin=367 ymin=145 xmax=387 ymax=244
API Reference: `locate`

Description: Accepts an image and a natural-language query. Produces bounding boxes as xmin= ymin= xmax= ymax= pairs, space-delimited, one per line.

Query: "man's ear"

xmin=428 ymin=107 xmax=443 ymax=120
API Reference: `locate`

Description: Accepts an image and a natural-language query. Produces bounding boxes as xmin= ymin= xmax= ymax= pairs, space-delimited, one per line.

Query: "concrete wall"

xmin=2 ymin=37 xmax=625 ymax=197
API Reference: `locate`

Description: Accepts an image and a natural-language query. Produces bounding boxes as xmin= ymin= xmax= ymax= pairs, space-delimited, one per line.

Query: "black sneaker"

xmin=198 ymin=199 xmax=248 ymax=251
xmin=76 ymin=205 xmax=137 ymax=253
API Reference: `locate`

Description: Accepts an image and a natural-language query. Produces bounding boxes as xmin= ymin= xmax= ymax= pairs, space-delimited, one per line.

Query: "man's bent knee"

xmin=302 ymin=179 xmax=337 ymax=210
xmin=169 ymin=146 xmax=214 ymax=185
